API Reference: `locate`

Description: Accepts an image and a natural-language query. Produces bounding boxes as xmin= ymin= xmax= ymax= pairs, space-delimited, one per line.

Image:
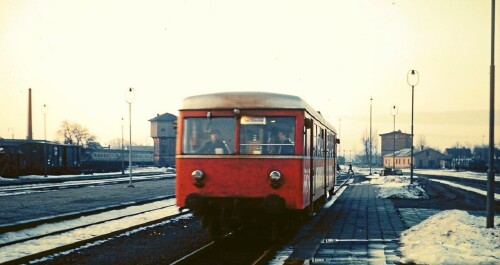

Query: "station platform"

xmin=272 ymin=177 xmax=440 ymax=265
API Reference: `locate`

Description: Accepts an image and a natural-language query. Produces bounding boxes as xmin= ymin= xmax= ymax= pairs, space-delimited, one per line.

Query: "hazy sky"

xmin=1 ymin=0 xmax=499 ymax=154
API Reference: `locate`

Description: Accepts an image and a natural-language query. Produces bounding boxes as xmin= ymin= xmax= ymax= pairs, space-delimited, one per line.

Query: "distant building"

xmin=441 ymin=147 xmax=472 ymax=169
xmin=472 ymin=147 xmax=500 ymax=163
xmin=444 ymin=147 xmax=472 ymax=159
xmin=383 ymin=147 xmax=444 ymax=169
xmin=415 ymin=148 xmax=444 ymax=169
xmin=383 ymin=148 xmax=412 ymax=169
xmin=149 ymin=113 xmax=177 ymax=167
xmin=379 ymin=130 xmax=412 ymax=165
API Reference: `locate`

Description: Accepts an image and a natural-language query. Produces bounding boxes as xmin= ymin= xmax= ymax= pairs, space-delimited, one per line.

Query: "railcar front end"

xmin=175 ymin=92 xmax=338 ymax=236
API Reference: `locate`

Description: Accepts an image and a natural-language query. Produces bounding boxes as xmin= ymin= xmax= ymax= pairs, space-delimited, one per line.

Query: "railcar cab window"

xmin=239 ymin=116 xmax=295 ymax=155
xmin=182 ymin=117 xmax=235 ymax=155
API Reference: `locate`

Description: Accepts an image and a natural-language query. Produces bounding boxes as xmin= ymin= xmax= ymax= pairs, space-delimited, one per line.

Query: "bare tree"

xmin=107 ymin=138 xmax=123 ymax=149
xmin=360 ymin=129 xmax=380 ymax=167
xmin=101 ymin=138 xmax=144 ymax=150
xmin=371 ymin=129 xmax=380 ymax=166
xmin=57 ymin=120 xmax=99 ymax=148
xmin=417 ymin=135 xmax=427 ymax=151
xmin=107 ymin=138 xmax=135 ymax=149
xmin=361 ymin=130 xmax=370 ymax=165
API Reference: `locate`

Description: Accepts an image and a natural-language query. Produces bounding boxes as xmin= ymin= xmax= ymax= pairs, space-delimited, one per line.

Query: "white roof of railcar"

xmin=180 ymin=92 xmax=335 ymax=132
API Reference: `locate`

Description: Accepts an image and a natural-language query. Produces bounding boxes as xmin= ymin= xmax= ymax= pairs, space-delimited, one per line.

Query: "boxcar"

xmin=0 ymin=139 xmax=81 ymax=177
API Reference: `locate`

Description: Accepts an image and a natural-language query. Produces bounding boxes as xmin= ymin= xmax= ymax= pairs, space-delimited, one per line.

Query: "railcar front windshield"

xmin=239 ymin=116 xmax=295 ymax=155
xmin=182 ymin=116 xmax=295 ymax=155
xmin=183 ymin=117 xmax=236 ymax=155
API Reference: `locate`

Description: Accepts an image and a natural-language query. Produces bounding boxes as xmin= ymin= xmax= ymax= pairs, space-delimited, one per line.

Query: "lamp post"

xmin=369 ymin=97 xmax=373 ymax=175
xmin=486 ymin=0 xmax=495 ymax=229
xmin=41 ymin=104 xmax=48 ymax=178
xmin=391 ymin=105 xmax=398 ymax=171
xmin=407 ymin=70 xmax=419 ymax=184
xmin=121 ymin=117 xmax=125 ymax=175
xmin=125 ymin=88 xmax=135 ymax=187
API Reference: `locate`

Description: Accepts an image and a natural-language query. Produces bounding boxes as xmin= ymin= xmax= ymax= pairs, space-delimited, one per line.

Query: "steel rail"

xmin=1 ymin=199 xmax=189 ymax=265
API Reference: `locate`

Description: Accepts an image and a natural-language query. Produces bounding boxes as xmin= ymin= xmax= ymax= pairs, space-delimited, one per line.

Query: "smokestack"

xmin=27 ymin=88 xmax=32 ymax=140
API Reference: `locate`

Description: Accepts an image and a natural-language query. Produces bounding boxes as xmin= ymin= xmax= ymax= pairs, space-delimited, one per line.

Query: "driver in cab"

xmin=198 ymin=129 xmax=229 ymax=154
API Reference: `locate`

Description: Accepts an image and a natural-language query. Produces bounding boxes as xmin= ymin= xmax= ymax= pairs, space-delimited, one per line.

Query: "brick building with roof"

xmin=149 ymin=113 xmax=177 ymax=167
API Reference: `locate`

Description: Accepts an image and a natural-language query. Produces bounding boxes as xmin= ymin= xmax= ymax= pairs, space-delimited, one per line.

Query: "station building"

xmin=379 ymin=130 xmax=412 ymax=165
xmin=380 ymin=130 xmax=444 ymax=169
xmin=383 ymin=147 xmax=444 ymax=169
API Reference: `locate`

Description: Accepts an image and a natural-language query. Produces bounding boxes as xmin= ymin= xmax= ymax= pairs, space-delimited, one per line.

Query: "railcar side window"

xmin=239 ymin=116 xmax=295 ymax=155
xmin=183 ymin=117 xmax=235 ymax=155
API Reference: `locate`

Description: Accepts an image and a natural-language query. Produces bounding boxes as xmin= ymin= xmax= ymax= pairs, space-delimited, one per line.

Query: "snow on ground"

xmin=0 ymin=199 xmax=184 ymax=264
xmin=399 ymin=210 xmax=499 ymax=265
xmin=361 ymin=168 xmax=499 ymax=265
xmin=368 ymin=174 xmax=429 ymax=200
xmin=415 ymin=168 xmax=500 ymax=182
xmin=2 ymin=165 xmax=498 ymax=264
xmin=0 ymin=166 xmax=173 ymax=182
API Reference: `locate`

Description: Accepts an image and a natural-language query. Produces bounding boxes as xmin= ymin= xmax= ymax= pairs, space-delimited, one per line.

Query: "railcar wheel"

xmin=208 ymin=218 xmax=223 ymax=239
xmin=270 ymin=218 xmax=280 ymax=241
xmin=205 ymin=211 xmax=230 ymax=240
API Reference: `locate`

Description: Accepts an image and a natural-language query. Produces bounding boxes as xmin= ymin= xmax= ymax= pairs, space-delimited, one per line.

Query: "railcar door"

xmin=304 ymin=117 xmax=314 ymax=213
xmin=325 ymin=131 xmax=335 ymax=194
xmin=323 ymin=129 xmax=328 ymax=196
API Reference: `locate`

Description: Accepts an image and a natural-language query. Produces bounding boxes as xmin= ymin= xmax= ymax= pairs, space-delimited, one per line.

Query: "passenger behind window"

xmin=198 ymin=129 xmax=230 ymax=154
xmin=243 ymin=129 xmax=262 ymax=154
xmin=270 ymin=130 xmax=293 ymax=155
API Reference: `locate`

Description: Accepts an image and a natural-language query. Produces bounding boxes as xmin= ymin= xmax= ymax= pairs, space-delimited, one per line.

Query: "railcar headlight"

xmin=269 ymin=171 xmax=281 ymax=181
xmin=191 ymin=170 xmax=205 ymax=188
xmin=269 ymin=170 xmax=283 ymax=189
xmin=192 ymin=170 xmax=204 ymax=180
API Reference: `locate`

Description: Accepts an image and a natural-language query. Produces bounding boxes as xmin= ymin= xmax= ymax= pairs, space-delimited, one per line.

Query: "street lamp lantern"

xmin=41 ymin=104 xmax=48 ymax=178
xmin=126 ymin=88 xmax=135 ymax=187
xmin=391 ymin=105 xmax=398 ymax=171
xmin=407 ymin=70 xmax=420 ymax=87
xmin=407 ymin=69 xmax=419 ymax=184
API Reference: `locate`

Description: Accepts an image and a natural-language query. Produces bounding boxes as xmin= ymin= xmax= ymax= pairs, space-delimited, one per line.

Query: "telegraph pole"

xmin=486 ymin=0 xmax=495 ymax=229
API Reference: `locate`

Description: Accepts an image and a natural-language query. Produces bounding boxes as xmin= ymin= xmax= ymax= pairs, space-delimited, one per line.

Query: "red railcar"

xmin=176 ymin=92 xmax=339 ymax=236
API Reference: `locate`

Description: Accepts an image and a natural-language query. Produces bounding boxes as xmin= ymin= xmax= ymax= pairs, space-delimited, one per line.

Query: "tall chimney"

xmin=27 ymin=88 xmax=33 ymax=140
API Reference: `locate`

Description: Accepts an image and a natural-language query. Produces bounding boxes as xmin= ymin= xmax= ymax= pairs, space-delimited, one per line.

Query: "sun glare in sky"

xmin=1 ymin=0 xmax=499 ymax=154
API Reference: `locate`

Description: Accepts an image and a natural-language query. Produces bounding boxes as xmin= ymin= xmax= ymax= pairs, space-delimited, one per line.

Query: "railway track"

xmin=0 ymin=172 xmax=172 ymax=196
xmin=169 ymin=225 xmax=286 ymax=265
xmin=0 ymin=196 xmax=187 ymax=264
xmin=0 ymin=171 xmax=354 ymax=264
xmin=169 ymin=173 xmax=353 ymax=265
xmin=416 ymin=172 xmax=500 ymax=199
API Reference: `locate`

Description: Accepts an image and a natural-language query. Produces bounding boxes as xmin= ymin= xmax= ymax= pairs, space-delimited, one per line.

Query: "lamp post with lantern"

xmin=391 ymin=105 xmax=398 ymax=171
xmin=369 ymin=97 xmax=373 ymax=175
xmin=125 ymin=88 xmax=135 ymax=187
xmin=407 ymin=70 xmax=419 ymax=184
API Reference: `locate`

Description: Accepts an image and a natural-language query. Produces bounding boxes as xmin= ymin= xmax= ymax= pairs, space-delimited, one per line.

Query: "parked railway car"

xmin=175 ymin=92 xmax=339 ymax=237
xmin=81 ymin=147 xmax=154 ymax=174
xmin=0 ymin=139 xmax=81 ymax=177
